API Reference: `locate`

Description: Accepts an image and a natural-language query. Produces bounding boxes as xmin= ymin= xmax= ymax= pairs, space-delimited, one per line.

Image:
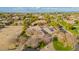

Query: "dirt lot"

xmin=0 ymin=26 xmax=22 ymax=50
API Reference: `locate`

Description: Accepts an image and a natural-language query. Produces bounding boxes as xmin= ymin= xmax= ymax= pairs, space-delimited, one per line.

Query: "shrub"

xmin=38 ymin=41 xmax=46 ymax=49
xmin=53 ymin=37 xmax=73 ymax=51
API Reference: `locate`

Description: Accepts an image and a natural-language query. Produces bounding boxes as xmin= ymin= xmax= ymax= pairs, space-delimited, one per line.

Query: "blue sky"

xmin=0 ymin=7 xmax=79 ymax=13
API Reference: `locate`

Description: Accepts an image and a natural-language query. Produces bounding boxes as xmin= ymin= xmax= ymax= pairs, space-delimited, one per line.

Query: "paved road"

xmin=0 ymin=26 xmax=22 ymax=50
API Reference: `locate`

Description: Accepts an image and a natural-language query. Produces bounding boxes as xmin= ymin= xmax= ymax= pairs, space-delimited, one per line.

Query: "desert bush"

xmin=52 ymin=36 xmax=73 ymax=51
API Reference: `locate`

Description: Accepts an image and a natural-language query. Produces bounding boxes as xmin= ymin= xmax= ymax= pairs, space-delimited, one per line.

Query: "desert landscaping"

xmin=0 ymin=13 xmax=79 ymax=51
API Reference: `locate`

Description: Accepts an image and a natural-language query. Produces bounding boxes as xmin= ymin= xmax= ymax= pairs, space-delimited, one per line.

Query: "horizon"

xmin=0 ymin=7 xmax=79 ymax=13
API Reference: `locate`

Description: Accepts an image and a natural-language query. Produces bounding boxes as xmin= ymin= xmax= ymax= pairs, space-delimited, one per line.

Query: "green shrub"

xmin=38 ymin=41 xmax=46 ymax=49
xmin=53 ymin=37 xmax=73 ymax=51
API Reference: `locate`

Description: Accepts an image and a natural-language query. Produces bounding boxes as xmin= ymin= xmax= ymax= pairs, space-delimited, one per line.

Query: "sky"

xmin=0 ymin=7 xmax=79 ymax=13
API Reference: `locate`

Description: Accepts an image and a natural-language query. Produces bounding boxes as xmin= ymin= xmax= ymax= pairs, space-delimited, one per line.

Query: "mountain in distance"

xmin=0 ymin=7 xmax=79 ymax=13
